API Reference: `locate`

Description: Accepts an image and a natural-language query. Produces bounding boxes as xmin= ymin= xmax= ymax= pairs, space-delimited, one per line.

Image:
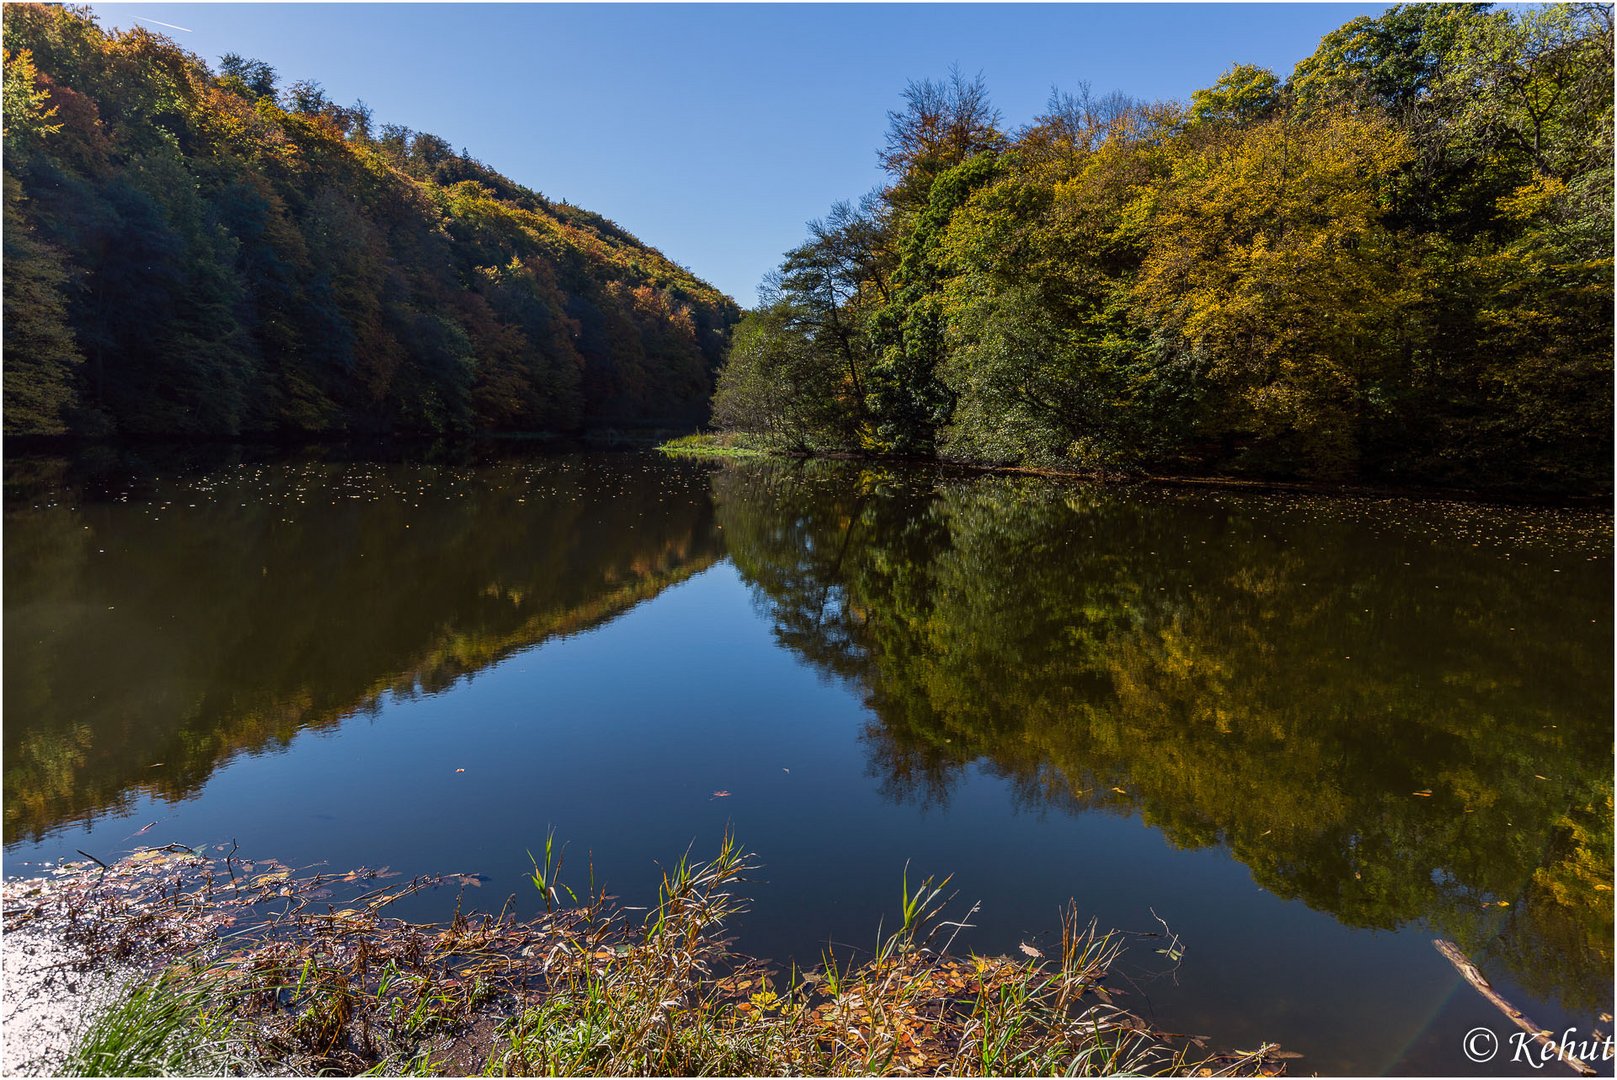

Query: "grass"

xmin=61 ymin=965 xmax=239 ymax=1077
xmin=655 ymin=433 xmax=771 ymax=459
xmin=487 ymin=847 xmax=1205 ymax=1077
xmin=15 ymin=839 xmax=1287 ymax=1077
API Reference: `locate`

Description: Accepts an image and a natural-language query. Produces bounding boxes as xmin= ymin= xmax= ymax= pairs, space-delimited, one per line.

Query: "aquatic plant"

xmin=7 ymin=840 xmax=1286 ymax=1077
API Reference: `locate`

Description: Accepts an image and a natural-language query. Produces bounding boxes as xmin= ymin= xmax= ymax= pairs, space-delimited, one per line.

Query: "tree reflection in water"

xmin=714 ymin=459 xmax=1613 ymax=1014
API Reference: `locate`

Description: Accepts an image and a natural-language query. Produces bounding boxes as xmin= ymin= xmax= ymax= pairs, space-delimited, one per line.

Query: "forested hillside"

xmin=715 ymin=5 xmax=1613 ymax=495
xmin=2 ymin=5 xmax=739 ymax=438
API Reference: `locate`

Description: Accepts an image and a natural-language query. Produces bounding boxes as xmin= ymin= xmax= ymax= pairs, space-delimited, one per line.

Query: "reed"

xmin=13 ymin=839 xmax=1287 ymax=1077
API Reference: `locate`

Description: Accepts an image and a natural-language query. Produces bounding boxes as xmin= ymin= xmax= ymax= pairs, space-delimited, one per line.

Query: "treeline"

xmin=714 ymin=5 xmax=1613 ymax=495
xmin=2 ymin=5 xmax=739 ymax=438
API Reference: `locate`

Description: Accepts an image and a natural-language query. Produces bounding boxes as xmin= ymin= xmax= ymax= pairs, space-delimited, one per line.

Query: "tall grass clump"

xmin=488 ymin=841 xmax=1276 ymax=1076
xmin=491 ymin=832 xmax=791 ymax=1075
xmin=61 ymin=965 xmax=238 ymax=1077
xmin=7 ymin=838 xmax=1283 ymax=1077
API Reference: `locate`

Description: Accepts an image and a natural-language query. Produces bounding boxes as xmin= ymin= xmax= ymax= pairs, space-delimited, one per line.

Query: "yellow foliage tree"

xmin=1132 ymin=105 xmax=1414 ymax=476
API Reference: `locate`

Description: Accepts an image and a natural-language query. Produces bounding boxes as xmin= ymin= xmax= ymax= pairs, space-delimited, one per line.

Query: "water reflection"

xmin=3 ymin=447 xmax=1610 ymax=1031
xmin=712 ymin=460 xmax=1613 ymax=1013
xmin=4 ymin=445 xmax=721 ymax=844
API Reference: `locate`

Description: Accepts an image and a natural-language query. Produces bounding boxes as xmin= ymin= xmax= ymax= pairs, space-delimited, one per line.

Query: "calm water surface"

xmin=5 ymin=445 xmax=1612 ymax=1075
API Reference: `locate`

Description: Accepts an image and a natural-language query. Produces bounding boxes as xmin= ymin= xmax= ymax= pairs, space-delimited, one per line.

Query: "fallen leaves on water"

xmin=711 ymin=790 xmax=731 ymax=799
xmin=1018 ymin=942 xmax=1043 ymax=959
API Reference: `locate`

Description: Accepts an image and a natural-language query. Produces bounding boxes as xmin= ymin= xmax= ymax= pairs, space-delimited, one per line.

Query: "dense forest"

xmin=2 ymin=4 xmax=739 ymax=438
xmin=714 ymin=5 xmax=1614 ymax=496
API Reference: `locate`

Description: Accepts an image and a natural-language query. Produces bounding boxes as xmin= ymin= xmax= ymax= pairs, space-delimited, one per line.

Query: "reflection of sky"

xmin=3 ymin=562 xmax=1586 ymax=1075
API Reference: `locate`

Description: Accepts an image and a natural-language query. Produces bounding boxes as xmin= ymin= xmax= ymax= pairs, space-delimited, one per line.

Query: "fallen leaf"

xmin=1019 ymin=943 xmax=1043 ymax=959
xmin=1412 ymin=790 xmax=1433 ymax=797
xmin=711 ymin=790 xmax=731 ymax=799
xmin=454 ymin=768 xmax=465 ymax=773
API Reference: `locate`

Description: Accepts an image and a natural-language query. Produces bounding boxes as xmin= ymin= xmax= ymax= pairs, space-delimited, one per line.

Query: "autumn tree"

xmin=1132 ymin=105 xmax=1415 ymax=477
xmin=0 ymin=4 xmax=738 ymax=439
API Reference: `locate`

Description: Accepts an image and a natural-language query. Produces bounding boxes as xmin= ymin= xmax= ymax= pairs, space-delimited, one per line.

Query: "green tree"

xmin=1186 ymin=63 xmax=1281 ymax=125
xmin=712 ymin=303 xmax=847 ymax=451
xmin=3 ymin=173 xmax=82 ymax=434
xmin=867 ymin=152 xmax=1003 ymax=455
xmin=879 ymin=66 xmax=1005 ymax=214
xmin=939 ymin=94 xmax=1167 ymax=467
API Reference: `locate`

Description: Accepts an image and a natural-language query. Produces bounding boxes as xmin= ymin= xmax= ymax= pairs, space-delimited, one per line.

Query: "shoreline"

xmin=655 ymin=434 xmax=1615 ymax=510
xmin=2 ymin=844 xmax=1285 ymax=1077
xmin=4 ymin=431 xmax=1608 ymax=509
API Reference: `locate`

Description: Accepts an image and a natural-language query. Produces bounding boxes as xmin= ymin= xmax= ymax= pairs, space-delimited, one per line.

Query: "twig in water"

xmin=75 ymin=849 xmax=109 ymax=879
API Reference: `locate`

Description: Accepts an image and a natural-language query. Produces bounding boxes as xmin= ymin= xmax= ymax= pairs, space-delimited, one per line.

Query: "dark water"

xmin=5 ymin=445 xmax=1612 ymax=1075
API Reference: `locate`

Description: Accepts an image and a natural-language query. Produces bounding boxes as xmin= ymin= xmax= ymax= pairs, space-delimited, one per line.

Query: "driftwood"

xmin=1433 ymin=939 xmax=1597 ymax=1076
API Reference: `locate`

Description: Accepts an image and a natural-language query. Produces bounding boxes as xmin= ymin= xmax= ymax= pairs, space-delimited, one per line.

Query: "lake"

xmin=4 ymin=444 xmax=1611 ymax=1075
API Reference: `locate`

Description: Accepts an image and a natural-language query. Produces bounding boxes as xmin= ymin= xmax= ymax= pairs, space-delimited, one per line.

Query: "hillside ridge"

xmin=2 ymin=4 xmax=741 ymax=438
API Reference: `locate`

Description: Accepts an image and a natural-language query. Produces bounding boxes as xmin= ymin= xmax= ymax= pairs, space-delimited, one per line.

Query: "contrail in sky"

xmin=133 ymin=16 xmax=193 ymax=33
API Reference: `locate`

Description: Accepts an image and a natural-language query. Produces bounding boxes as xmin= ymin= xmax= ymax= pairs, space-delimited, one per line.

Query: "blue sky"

xmin=87 ymin=3 xmax=1391 ymax=304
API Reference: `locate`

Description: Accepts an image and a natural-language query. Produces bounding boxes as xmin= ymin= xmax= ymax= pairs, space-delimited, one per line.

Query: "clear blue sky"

xmin=87 ymin=3 xmax=1390 ymax=304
